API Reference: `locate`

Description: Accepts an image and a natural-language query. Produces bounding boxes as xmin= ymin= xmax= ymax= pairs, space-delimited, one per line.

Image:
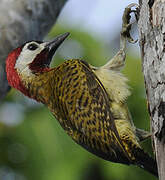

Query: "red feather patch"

xmin=6 ymin=47 xmax=30 ymax=97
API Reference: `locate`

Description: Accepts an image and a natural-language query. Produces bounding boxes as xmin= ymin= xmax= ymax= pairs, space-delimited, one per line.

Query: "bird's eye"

xmin=27 ymin=43 xmax=38 ymax=51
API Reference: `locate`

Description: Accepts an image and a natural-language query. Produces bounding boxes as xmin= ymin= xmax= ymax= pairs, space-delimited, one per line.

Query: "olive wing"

xmin=54 ymin=60 xmax=130 ymax=163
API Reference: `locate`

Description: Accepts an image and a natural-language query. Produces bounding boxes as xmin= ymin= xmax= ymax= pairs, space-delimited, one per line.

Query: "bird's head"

xmin=6 ymin=32 xmax=69 ymax=94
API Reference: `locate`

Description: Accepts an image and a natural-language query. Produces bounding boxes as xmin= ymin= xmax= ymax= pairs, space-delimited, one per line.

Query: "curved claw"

xmin=126 ymin=3 xmax=139 ymax=9
xmin=121 ymin=3 xmax=139 ymax=44
xmin=127 ymin=37 xmax=138 ymax=44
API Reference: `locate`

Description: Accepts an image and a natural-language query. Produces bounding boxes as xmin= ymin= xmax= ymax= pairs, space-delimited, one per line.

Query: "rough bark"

xmin=138 ymin=0 xmax=165 ymax=179
xmin=0 ymin=0 xmax=67 ymax=101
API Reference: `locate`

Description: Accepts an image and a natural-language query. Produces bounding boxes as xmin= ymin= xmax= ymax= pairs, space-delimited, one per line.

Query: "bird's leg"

xmin=135 ymin=128 xmax=152 ymax=142
xmin=120 ymin=4 xmax=152 ymax=142
xmin=102 ymin=3 xmax=139 ymax=71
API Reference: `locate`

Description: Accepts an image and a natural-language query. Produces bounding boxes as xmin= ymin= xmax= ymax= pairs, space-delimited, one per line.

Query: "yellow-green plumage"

xmin=20 ymin=58 xmax=152 ymax=166
xmin=6 ymin=4 xmax=158 ymax=177
xmin=22 ymin=59 xmax=135 ymax=163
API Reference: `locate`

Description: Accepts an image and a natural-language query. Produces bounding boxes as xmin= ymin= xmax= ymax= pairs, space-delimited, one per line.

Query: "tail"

xmin=134 ymin=148 xmax=158 ymax=177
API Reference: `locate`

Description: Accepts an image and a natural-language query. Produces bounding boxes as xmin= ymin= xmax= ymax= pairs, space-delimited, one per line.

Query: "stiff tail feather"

xmin=134 ymin=148 xmax=158 ymax=177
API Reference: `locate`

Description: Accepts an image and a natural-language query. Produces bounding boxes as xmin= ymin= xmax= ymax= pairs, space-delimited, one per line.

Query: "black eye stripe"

xmin=27 ymin=43 xmax=39 ymax=51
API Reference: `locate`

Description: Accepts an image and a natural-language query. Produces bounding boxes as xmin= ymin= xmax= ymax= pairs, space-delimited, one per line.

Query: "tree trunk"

xmin=138 ymin=0 xmax=165 ymax=179
xmin=0 ymin=0 xmax=67 ymax=101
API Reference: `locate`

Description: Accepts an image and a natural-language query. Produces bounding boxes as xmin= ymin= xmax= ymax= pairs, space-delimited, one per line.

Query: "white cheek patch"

xmin=15 ymin=42 xmax=46 ymax=73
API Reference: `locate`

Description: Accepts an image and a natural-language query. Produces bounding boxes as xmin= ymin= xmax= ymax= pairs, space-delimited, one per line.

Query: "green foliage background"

xmin=0 ymin=25 xmax=157 ymax=180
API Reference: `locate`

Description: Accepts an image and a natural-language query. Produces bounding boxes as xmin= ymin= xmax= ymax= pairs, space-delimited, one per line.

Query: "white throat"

xmin=15 ymin=41 xmax=46 ymax=75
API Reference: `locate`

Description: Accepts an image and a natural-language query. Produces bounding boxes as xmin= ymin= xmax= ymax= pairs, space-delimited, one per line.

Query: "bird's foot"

xmin=120 ymin=3 xmax=139 ymax=50
xmin=100 ymin=4 xmax=139 ymax=71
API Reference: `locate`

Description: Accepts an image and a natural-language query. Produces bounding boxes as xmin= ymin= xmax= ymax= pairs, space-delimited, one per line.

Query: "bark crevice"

xmin=138 ymin=0 xmax=165 ymax=179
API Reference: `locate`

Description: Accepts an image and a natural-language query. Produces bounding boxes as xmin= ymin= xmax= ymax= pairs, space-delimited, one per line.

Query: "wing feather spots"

xmin=50 ymin=60 xmax=130 ymax=163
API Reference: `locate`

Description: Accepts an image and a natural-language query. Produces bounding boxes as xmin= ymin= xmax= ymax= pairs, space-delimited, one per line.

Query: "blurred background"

xmin=0 ymin=0 xmax=157 ymax=180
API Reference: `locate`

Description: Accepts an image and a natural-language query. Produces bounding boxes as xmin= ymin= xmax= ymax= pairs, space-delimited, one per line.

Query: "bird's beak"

xmin=45 ymin=32 xmax=70 ymax=63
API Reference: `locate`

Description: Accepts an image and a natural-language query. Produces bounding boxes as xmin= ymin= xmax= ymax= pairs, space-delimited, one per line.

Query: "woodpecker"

xmin=6 ymin=4 xmax=158 ymax=177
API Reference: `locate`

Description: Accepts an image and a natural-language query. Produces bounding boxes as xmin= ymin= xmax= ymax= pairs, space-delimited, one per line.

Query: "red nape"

xmin=5 ymin=47 xmax=30 ymax=97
